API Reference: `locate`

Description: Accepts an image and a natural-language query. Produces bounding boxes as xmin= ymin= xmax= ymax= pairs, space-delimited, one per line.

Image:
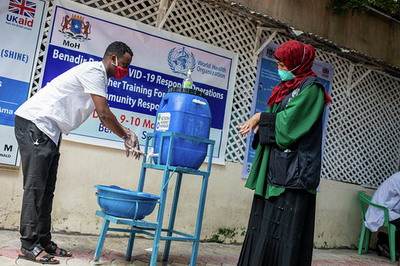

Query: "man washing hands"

xmin=14 ymin=41 xmax=143 ymax=264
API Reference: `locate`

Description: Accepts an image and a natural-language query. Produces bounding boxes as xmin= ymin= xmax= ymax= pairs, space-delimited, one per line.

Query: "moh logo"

xmin=59 ymin=14 xmax=92 ymax=42
xmin=322 ymin=67 xmax=330 ymax=78
xmin=168 ymin=47 xmax=196 ymax=75
xmin=266 ymin=47 xmax=274 ymax=58
xmin=6 ymin=0 xmax=36 ymax=29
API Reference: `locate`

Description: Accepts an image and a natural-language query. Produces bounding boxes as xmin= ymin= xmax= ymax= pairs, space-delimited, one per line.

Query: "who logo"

xmin=168 ymin=47 xmax=196 ymax=76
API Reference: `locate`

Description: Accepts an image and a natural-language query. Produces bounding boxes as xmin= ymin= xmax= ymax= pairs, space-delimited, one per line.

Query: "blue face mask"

xmin=278 ymin=69 xmax=295 ymax=81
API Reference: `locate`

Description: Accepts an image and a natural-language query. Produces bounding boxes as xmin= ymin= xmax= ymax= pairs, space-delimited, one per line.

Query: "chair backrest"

xmin=358 ymin=191 xmax=391 ymax=227
xmin=358 ymin=191 xmax=371 ymax=221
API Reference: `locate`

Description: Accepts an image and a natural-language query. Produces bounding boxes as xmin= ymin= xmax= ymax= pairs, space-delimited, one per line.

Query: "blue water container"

xmin=154 ymin=87 xmax=212 ymax=169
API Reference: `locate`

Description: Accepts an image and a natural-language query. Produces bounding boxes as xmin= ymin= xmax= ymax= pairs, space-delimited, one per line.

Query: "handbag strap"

xmin=277 ymin=76 xmax=322 ymax=112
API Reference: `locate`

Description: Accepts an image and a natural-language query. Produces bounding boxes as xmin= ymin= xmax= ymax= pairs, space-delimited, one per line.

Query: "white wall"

xmin=0 ymin=139 xmax=375 ymax=248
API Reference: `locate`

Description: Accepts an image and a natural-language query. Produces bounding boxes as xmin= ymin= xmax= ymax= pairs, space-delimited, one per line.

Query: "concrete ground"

xmin=0 ymin=230 xmax=397 ymax=265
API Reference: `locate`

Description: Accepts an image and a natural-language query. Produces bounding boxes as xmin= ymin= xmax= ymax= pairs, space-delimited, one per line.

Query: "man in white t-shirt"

xmin=14 ymin=41 xmax=142 ymax=264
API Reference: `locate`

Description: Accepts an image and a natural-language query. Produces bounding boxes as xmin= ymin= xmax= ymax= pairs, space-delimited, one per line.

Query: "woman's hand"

xmin=237 ymin=113 xmax=261 ymax=135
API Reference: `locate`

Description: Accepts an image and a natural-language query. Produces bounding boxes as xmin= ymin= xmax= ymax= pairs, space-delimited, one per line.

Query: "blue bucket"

xmin=154 ymin=88 xmax=212 ymax=169
xmin=95 ymin=185 xmax=159 ymax=220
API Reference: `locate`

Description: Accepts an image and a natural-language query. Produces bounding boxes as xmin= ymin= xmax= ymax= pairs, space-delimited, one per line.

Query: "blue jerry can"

xmin=154 ymin=87 xmax=212 ymax=169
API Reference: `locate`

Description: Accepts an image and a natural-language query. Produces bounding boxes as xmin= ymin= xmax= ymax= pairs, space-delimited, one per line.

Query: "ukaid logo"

xmin=168 ymin=47 xmax=196 ymax=76
xmin=59 ymin=14 xmax=92 ymax=42
xmin=6 ymin=0 xmax=36 ymax=30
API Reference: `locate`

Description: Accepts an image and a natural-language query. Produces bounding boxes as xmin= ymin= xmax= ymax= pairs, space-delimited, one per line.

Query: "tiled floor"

xmin=0 ymin=230 xmax=396 ymax=265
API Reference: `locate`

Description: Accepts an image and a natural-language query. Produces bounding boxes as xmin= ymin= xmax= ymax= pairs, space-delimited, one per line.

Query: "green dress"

xmin=245 ymin=83 xmax=325 ymax=198
xmin=238 ymin=83 xmax=327 ymax=266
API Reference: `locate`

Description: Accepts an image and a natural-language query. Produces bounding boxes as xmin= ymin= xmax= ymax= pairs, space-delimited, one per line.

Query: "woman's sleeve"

xmin=258 ymin=84 xmax=325 ymax=149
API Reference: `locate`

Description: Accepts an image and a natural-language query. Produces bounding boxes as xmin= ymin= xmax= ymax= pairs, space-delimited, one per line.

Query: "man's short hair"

xmin=104 ymin=41 xmax=133 ymax=58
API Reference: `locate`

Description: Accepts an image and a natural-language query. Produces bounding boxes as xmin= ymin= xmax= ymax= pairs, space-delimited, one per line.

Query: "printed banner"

xmin=241 ymin=42 xmax=334 ymax=178
xmin=42 ymin=0 xmax=238 ymax=164
xmin=0 ymin=0 xmax=48 ymax=167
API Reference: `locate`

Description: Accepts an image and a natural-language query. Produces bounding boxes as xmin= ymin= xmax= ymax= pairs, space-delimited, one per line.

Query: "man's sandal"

xmin=18 ymin=245 xmax=60 ymax=264
xmin=44 ymin=241 xmax=72 ymax=257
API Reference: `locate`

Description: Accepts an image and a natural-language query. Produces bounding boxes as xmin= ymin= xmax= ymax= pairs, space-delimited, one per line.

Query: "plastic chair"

xmin=357 ymin=191 xmax=397 ymax=262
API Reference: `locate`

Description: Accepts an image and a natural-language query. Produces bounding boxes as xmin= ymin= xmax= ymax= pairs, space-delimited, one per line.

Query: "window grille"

xmin=30 ymin=0 xmax=400 ymax=187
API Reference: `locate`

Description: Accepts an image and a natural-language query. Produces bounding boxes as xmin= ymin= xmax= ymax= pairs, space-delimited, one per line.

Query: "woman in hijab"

xmin=237 ymin=40 xmax=331 ymax=266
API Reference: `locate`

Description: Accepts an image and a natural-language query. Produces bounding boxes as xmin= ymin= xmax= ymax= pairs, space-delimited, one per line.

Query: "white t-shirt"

xmin=365 ymin=172 xmax=400 ymax=232
xmin=15 ymin=61 xmax=108 ymax=145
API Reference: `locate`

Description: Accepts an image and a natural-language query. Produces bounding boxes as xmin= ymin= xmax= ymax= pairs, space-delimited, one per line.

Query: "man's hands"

xmin=122 ymin=128 xmax=145 ymax=159
xmin=90 ymin=95 xmax=145 ymax=159
xmin=237 ymin=112 xmax=261 ymax=136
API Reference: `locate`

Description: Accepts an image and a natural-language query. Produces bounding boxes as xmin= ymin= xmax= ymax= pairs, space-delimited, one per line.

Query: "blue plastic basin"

xmin=95 ymin=185 xmax=159 ymax=220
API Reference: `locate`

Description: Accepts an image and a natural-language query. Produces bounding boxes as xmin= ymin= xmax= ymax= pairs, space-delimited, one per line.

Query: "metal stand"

xmin=93 ymin=132 xmax=215 ymax=266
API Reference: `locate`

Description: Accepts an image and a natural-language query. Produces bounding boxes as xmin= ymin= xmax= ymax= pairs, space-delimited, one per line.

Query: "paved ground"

xmin=0 ymin=229 xmax=397 ymax=265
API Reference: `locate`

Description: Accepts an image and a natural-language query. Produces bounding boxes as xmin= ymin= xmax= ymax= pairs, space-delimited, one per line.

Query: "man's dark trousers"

xmin=14 ymin=116 xmax=60 ymax=250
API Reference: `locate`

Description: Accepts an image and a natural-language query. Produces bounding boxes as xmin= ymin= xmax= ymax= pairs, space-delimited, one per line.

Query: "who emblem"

xmin=168 ymin=47 xmax=196 ymax=75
